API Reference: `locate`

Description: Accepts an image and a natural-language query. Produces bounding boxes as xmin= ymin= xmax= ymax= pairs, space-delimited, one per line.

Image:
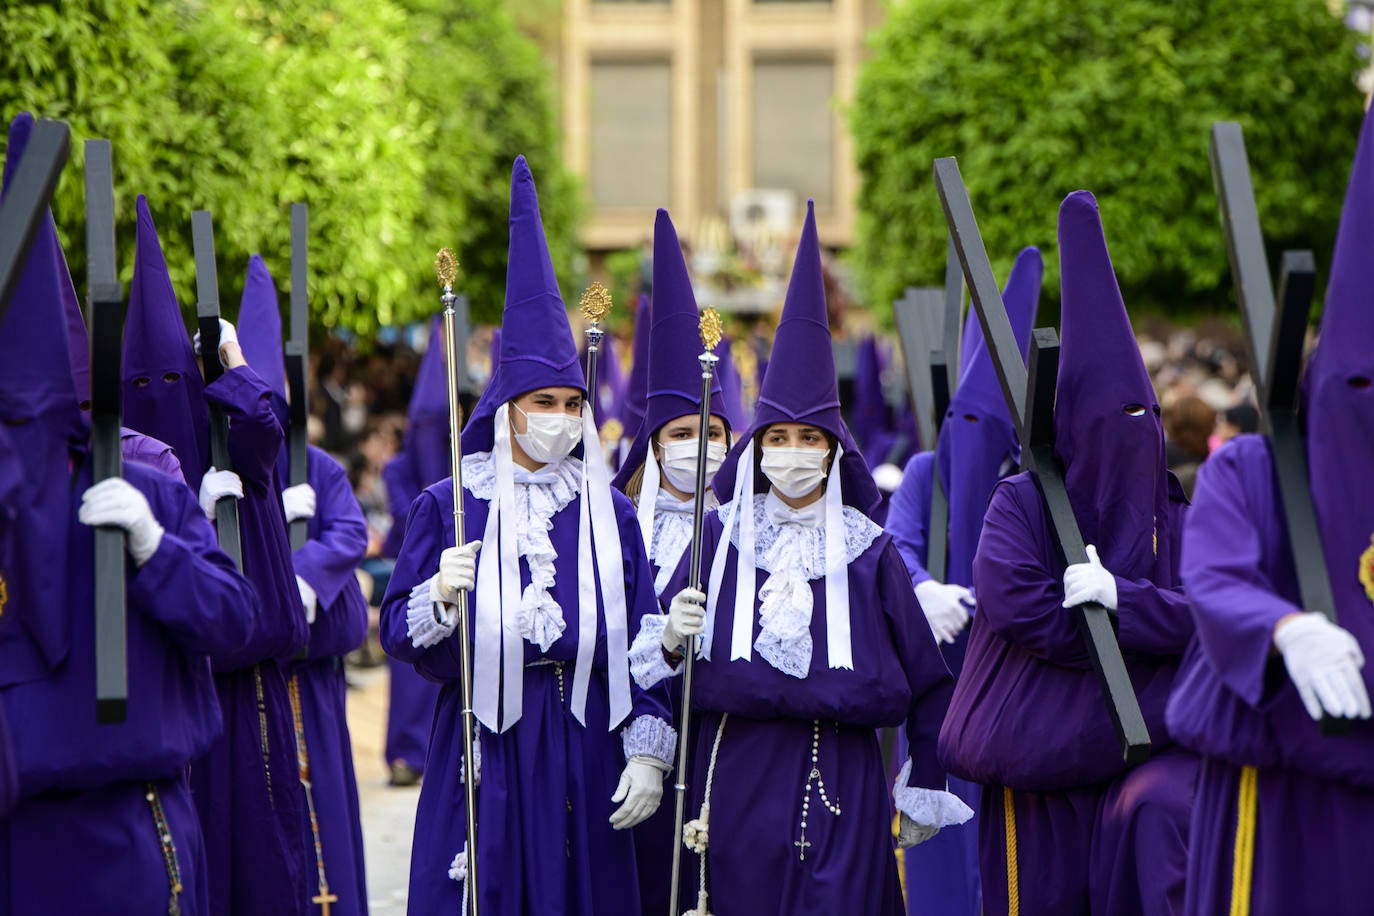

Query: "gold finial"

xmin=435 ymin=248 xmax=458 ymax=288
xmin=699 ymin=306 xmax=723 ymax=351
xmin=580 ymin=281 xmax=612 ymax=323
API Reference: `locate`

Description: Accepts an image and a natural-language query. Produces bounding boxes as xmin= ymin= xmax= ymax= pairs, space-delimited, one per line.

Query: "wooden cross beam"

xmin=287 ymin=203 xmax=310 ymax=553
xmin=192 ymin=210 xmax=243 ymax=570
xmin=85 ymin=139 xmax=128 ymax=725
xmin=0 ymin=118 xmax=69 ymax=321
xmin=1209 ymin=122 xmax=1346 ymax=733
xmin=933 ymin=156 xmax=1152 ymax=763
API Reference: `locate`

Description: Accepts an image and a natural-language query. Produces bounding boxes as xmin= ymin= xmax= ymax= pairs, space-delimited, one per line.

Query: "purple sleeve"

xmin=886 ymin=452 xmax=935 ymax=588
xmin=615 ymin=493 xmax=674 ymax=726
xmin=295 ymin=453 xmax=369 ymax=609
xmin=379 ymin=487 xmax=457 ymax=680
xmin=204 ymin=366 xmax=284 ymax=485
xmin=1115 ymin=501 xmax=1195 ymax=655
xmin=1181 ymin=444 xmax=1297 ymax=707
xmin=881 ymin=542 xmax=954 ymax=789
xmin=973 ymin=481 xmax=1093 ymax=669
xmin=129 ymin=468 xmax=258 ymax=658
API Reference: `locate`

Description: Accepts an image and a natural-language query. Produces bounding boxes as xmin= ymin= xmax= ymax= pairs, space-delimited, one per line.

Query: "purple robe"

xmin=939 ymin=474 xmax=1194 ymax=915
xmin=188 ymin=367 xmax=311 ymax=916
xmin=283 ymin=445 xmax=371 ymax=916
xmin=380 ymin=477 xmax=671 ymax=915
xmin=659 ymin=513 xmax=955 ymax=916
xmin=121 ymin=428 xmax=187 ymax=483
xmin=1166 ymin=436 xmax=1374 ymax=913
xmin=0 ymin=459 xmax=259 ymax=915
xmin=380 ymin=456 xmax=442 ymax=774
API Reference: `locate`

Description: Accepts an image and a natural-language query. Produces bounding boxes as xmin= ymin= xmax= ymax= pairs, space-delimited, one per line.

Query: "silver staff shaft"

xmin=442 ymin=289 xmax=481 ymax=916
xmin=585 ymin=324 xmax=604 ymax=419
xmin=667 ymin=349 xmax=720 ymax=915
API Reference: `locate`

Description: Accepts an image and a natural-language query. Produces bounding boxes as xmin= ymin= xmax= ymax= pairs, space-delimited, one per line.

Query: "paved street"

xmin=346 ymin=665 xmax=418 ymax=915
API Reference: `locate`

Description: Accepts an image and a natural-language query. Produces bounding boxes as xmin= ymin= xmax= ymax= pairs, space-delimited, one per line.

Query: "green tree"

xmin=399 ymin=0 xmax=580 ymax=325
xmin=852 ymin=0 xmax=1365 ymax=321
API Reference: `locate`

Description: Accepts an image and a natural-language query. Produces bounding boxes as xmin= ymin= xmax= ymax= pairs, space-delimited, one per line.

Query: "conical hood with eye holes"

xmin=121 ymin=195 xmax=211 ymax=491
xmin=1055 ymin=191 xmax=1171 ymax=584
xmin=1303 ymin=102 xmax=1374 ymax=623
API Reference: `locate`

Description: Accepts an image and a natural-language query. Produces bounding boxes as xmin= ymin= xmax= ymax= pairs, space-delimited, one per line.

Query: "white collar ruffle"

xmin=647 ymin=487 xmax=713 ymax=598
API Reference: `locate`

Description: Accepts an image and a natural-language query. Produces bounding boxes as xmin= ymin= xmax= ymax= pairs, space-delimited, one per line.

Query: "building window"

xmin=752 ymin=59 xmax=834 ymax=209
xmin=590 ymin=60 xmax=673 ymax=210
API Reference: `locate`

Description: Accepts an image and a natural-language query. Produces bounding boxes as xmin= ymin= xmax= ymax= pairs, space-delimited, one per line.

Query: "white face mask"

xmin=760 ymin=446 xmax=829 ymax=499
xmin=512 ymin=403 xmax=583 ymax=465
xmin=659 ymin=439 xmax=728 ymax=494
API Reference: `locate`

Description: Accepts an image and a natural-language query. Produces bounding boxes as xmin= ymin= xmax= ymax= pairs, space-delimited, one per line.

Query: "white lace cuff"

xmin=407 ymin=577 xmax=456 ymax=649
xmin=893 ymin=758 xmax=974 ymax=828
xmin=622 ymin=714 xmax=677 ymax=766
xmin=630 ymin=614 xmax=682 ymax=688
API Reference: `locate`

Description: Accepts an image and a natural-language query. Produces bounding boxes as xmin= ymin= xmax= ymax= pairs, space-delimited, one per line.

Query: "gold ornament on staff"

xmin=668 ymin=305 xmax=726 ymax=916
xmin=699 ymin=306 xmax=723 ymax=352
xmin=434 ymin=246 xmax=481 ymax=916
xmin=580 ymin=282 xmax=613 ymax=425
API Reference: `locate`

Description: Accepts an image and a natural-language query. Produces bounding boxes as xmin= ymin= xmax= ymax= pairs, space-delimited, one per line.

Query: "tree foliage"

xmin=852 ymin=0 xmax=1366 ymax=321
xmin=0 ymin=0 xmax=577 ymax=335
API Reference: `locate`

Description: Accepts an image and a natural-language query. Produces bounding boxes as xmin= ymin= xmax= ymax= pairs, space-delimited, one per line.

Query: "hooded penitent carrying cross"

xmin=237 ymin=252 xmax=371 ymax=916
xmin=933 ymin=158 xmax=1151 ymax=762
xmin=888 ymin=247 xmax=1040 ymax=916
xmin=122 ymin=196 xmax=312 ymax=916
xmin=1164 ymin=106 xmax=1374 ymax=914
xmin=609 ymin=208 xmax=731 ymax=916
xmin=937 ymin=190 xmax=1197 ymax=916
xmin=379 ymin=155 xmax=673 ymax=916
xmin=630 ymin=201 xmax=971 ymax=916
xmin=0 ymin=111 xmax=260 ymax=916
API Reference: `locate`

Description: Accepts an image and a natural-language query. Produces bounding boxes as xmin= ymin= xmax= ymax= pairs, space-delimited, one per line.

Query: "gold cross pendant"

xmin=312 ymin=888 xmax=339 ymax=916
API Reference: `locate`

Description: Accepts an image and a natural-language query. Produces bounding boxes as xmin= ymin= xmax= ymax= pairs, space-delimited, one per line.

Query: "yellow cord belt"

xmin=288 ymin=673 xmax=337 ymax=914
xmin=1003 ymin=787 xmax=1019 ymax=916
xmin=1229 ymin=766 xmax=1259 ymax=916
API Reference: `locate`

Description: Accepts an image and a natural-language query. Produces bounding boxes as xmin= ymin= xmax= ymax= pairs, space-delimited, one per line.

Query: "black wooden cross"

xmin=934 ymin=156 xmax=1152 ymax=763
xmin=0 ymin=118 xmax=69 ymax=321
xmin=85 ymin=139 xmax=128 ymax=725
xmin=287 ymin=203 xmax=310 ymax=553
xmin=192 ymin=210 xmax=243 ymax=570
xmin=1209 ymin=122 xmax=1348 ymax=732
xmin=893 ymin=238 xmax=965 ymax=582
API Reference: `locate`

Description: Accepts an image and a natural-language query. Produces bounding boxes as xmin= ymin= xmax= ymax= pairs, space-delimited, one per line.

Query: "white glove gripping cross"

xmin=1062 ymin=544 xmax=1118 ymax=611
xmin=78 ymin=478 xmax=165 ymax=567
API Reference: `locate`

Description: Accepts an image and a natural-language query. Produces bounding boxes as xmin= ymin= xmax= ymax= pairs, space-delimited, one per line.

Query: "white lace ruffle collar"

xmin=649 ymin=488 xmax=711 ymax=597
xmin=460 ymin=451 xmax=583 ymax=651
xmin=723 ymin=493 xmax=881 ymax=581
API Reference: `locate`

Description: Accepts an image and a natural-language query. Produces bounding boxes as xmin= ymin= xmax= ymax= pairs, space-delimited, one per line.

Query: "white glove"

xmin=407 ymin=580 xmax=457 ymax=648
xmin=610 ymin=756 xmax=666 ymax=830
xmin=199 ymin=467 xmax=244 ymax=520
xmin=898 ymin=812 xmax=940 ymax=849
xmin=1062 ymin=544 xmax=1118 ymax=611
xmin=1274 ymin=612 xmax=1371 ymax=721
xmin=282 ymin=483 xmax=317 ymax=523
xmin=662 ymin=587 xmax=706 ymax=653
xmin=297 ymin=575 xmax=318 ymax=626
xmin=192 ymin=318 xmax=238 ymax=364
xmin=430 ymin=541 xmax=481 ymax=605
xmin=914 ymin=580 xmax=974 ymax=644
xmin=78 ymin=478 xmax=165 ymax=567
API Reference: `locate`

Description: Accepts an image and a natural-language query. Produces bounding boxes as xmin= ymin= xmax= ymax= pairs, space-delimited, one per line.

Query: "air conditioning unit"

xmin=730 ymin=189 xmax=799 ymax=244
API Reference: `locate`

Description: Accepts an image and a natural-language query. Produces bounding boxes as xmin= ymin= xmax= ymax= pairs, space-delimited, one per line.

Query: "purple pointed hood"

xmin=54 ymin=230 xmax=92 ymax=409
xmin=402 ymin=314 xmax=453 ymax=490
xmin=0 ymin=112 xmax=84 ymax=680
xmin=713 ymin=201 xmax=880 ymax=515
xmin=613 ymin=209 xmax=729 ymax=489
xmin=1305 ymin=103 xmax=1374 ymax=624
xmin=1055 ymin=191 xmax=1171 ymax=583
xmin=619 ymin=293 xmax=652 ymax=438
xmin=934 ymin=245 xmax=1041 ymax=587
xmin=714 ymin=334 xmax=748 ymax=430
xmin=851 ymin=335 xmax=891 ymax=464
xmin=235 ymin=254 xmax=287 ymax=404
xmin=461 ymin=156 xmax=584 ymax=454
xmin=122 ymin=194 xmax=210 ymax=490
